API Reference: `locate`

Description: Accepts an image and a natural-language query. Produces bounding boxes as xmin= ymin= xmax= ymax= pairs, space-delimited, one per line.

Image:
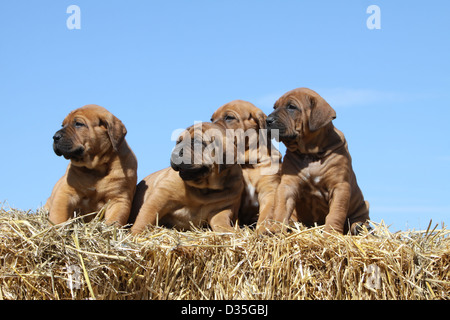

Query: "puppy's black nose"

xmin=53 ymin=132 xmax=62 ymax=142
xmin=266 ymin=116 xmax=275 ymax=126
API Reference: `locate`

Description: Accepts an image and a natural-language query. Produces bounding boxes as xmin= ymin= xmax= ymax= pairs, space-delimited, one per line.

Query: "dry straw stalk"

xmin=0 ymin=207 xmax=448 ymax=300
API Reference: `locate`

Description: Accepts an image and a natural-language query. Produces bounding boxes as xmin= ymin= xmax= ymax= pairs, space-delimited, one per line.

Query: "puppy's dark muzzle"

xmin=52 ymin=130 xmax=84 ymax=160
xmin=266 ymin=114 xmax=284 ymax=130
xmin=265 ymin=115 xmax=276 ymax=128
xmin=266 ymin=112 xmax=298 ymax=141
xmin=171 ymin=162 xmax=211 ymax=181
xmin=266 ymin=115 xmax=284 ymax=139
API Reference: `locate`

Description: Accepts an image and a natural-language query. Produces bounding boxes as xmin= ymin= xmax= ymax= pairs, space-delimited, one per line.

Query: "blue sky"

xmin=0 ymin=1 xmax=449 ymax=232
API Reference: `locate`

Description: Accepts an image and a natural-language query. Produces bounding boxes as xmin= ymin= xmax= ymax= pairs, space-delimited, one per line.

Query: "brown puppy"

xmin=211 ymin=100 xmax=281 ymax=227
xmin=129 ymin=122 xmax=244 ymax=234
xmin=45 ymin=105 xmax=138 ymax=226
xmin=265 ymin=88 xmax=370 ymax=235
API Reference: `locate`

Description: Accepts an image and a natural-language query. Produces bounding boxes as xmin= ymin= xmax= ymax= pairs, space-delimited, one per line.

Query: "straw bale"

xmin=0 ymin=207 xmax=448 ymax=300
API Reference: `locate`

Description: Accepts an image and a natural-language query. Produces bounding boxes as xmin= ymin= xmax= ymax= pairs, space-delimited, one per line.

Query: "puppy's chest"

xmin=79 ymin=195 xmax=105 ymax=212
xmin=296 ymin=157 xmax=329 ymax=200
xmin=161 ymin=204 xmax=210 ymax=229
xmin=242 ymin=170 xmax=259 ymax=208
xmin=76 ymin=180 xmax=110 ymax=212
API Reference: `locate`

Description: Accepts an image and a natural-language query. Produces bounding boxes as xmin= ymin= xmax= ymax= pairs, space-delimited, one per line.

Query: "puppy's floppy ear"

xmin=219 ymin=129 xmax=238 ymax=172
xmin=308 ymin=95 xmax=336 ymax=132
xmin=251 ymin=110 xmax=267 ymax=130
xmin=100 ymin=113 xmax=127 ymax=151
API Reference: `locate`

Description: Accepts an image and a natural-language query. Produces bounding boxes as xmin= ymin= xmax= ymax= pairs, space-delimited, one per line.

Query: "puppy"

xmin=129 ymin=122 xmax=244 ymax=234
xmin=211 ymin=100 xmax=281 ymax=227
xmin=265 ymin=88 xmax=370 ymax=235
xmin=45 ymin=105 xmax=138 ymax=226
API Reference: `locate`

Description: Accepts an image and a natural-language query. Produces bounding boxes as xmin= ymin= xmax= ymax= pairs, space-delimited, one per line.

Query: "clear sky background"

xmin=0 ymin=1 xmax=448 ymax=232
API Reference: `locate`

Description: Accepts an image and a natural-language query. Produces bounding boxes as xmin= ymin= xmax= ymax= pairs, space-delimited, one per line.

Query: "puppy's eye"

xmin=224 ymin=115 xmax=236 ymax=121
xmin=287 ymin=104 xmax=298 ymax=110
xmin=75 ymin=122 xmax=86 ymax=128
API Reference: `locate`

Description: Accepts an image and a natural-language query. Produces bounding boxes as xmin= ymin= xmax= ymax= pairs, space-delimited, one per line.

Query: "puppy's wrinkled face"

xmin=53 ymin=105 xmax=126 ymax=168
xmin=266 ymin=88 xmax=336 ymax=142
xmin=211 ymin=100 xmax=268 ymax=160
xmin=170 ymin=122 xmax=234 ymax=184
xmin=211 ymin=100 xmax=266 ymax=131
